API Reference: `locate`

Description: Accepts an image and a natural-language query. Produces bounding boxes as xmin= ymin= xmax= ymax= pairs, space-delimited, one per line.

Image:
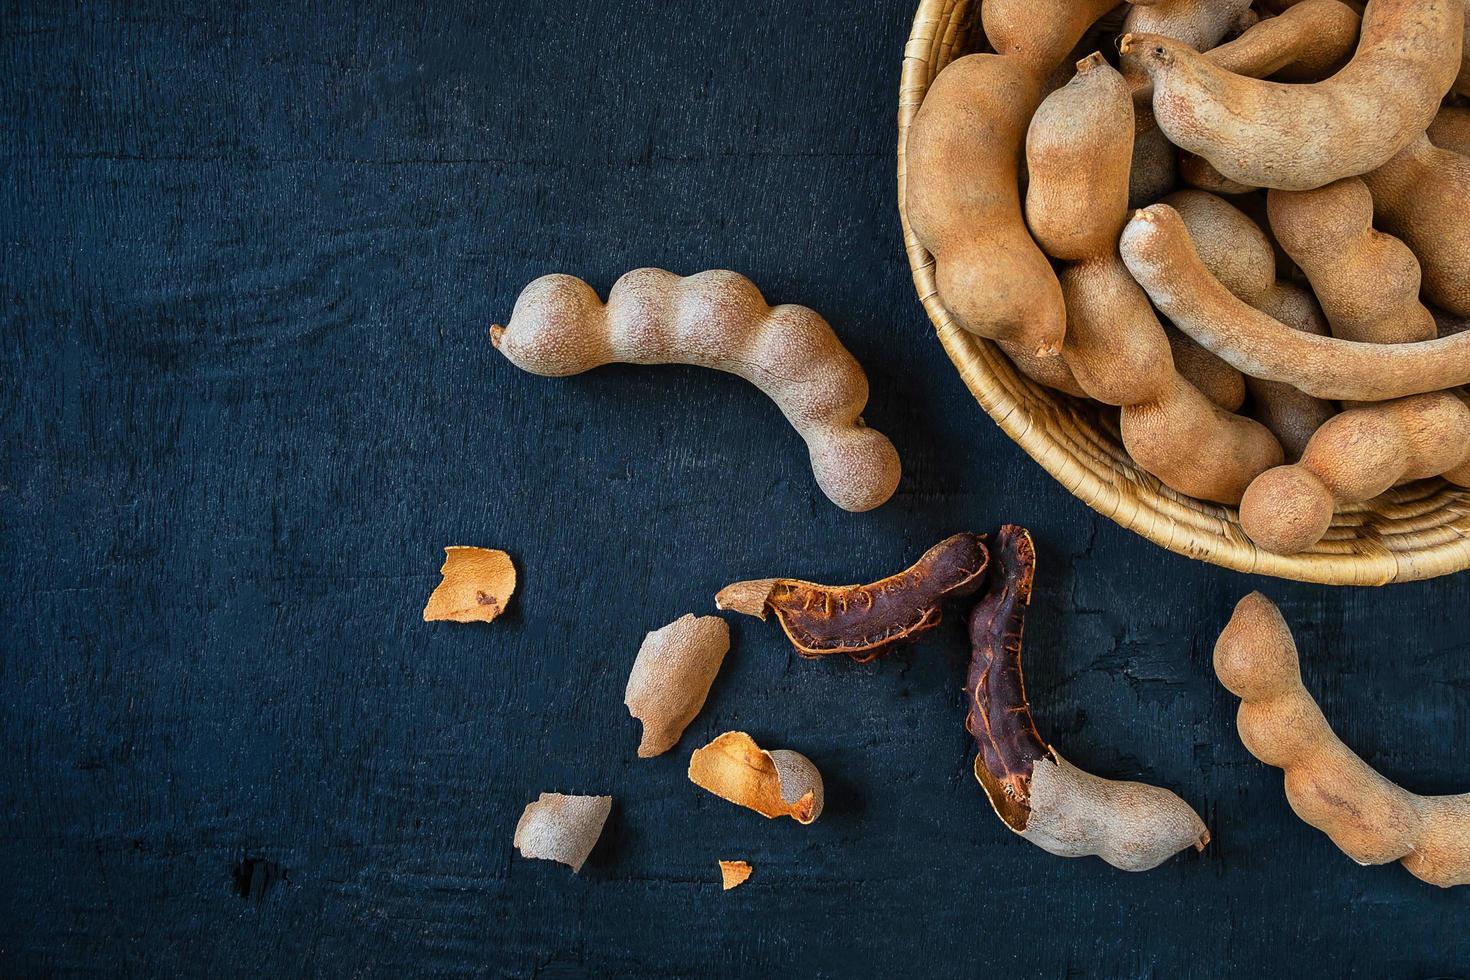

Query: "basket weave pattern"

xmin=896 ymin=0 xmax=1470 ymax=585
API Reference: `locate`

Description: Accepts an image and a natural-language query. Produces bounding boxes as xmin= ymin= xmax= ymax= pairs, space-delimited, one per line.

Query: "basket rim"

xmin=894 ymin=0 xmax=1470 ymax=586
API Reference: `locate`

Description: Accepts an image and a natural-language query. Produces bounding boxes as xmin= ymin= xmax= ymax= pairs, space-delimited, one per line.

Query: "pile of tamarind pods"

xmin=906 ymin=0 xmax=1470 ymax=556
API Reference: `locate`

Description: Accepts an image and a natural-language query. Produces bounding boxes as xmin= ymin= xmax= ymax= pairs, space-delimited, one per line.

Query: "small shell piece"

xmin=718 ymin=860 xmax=753 ymax=890
xmin=422 ymin=547 xmax=516 ymax=623
xmin=513 ymin=793 xmax=612 ymax=873
xmin=688 ymin=732 xmax=824 ymax=824
xmin=624 ymin=614 xmax=730 ymax=758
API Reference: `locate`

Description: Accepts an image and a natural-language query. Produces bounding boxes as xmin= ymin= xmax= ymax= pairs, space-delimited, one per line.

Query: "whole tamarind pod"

xmin=1428 ymin=103 xmax=1470 ymax=156
xmin=968 ymin=527 xmax=1209 ymax=872
xmin=1122 ymin=0 xmax=1465 ymax=190
xmin=1239 ymin=392 xmax=1470 ymax=554
xmin=1361 ymin=134 xmax=1470 ymax=318
xmin=1025 ymin=56 xmax=1282 ymax=503
xmin=905 ymin=55 xmax=1063 ymax=358
xmin=1215 ymin=593 xmax=1470 ymax=887
xmin=1267 ymin=178 xmax=1437 ymax=345
xmin=908 ymin=0 xmax=1138 ymax=364
xmin=1120 ymin=204 xmax=1470 ymax=401
xmin=491 ymin=269 xmax=901 ymax=512
xmin=1203 ymin=0 xmax=1361 ymax=82
xmin=1122 ymin=0 xmax=1255 ymax=64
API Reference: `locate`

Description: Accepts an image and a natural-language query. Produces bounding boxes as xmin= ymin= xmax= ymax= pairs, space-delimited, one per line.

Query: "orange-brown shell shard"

xmin=687 ymin=731 xmax=824 ymax=824
xmin=715 ymin=533 xmax=989 ymax=662
xmin=422 ymin=546 xmax=517 ymax=623
xmin=718 ymin=860 xmax=753 ymax=890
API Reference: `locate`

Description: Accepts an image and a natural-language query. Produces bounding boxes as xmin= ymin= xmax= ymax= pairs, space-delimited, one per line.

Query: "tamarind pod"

xmin=491 ymin=269 xmax=901 ymax=512
xmin=716 ymin=533 xmax=989 ymax=663
xmin=982 ymin=0 xmax=1124 ymax=78
xmin=1215 ymin=593 xmax=1470 ymax=887
xmin=1205 ymin=0 xmax=1361 ymax=81
xmin=1177 ymin=152 xmax=1254 ymax=196
xmin=1000 ymin=340 xmax=1087 ymax=398
xmin=1123 ymin=0 xmax=1256 ymax=57
xmin=1239 ymin=392 xmax=1470 ymax=554
xmin=1361 ymin=134 xmax=1470 ymax=318
xmin=967 ymin=526 xmax=1209 ymax=872
xmin=1026 ymin=57 xmax=1282 ymax=503
xmin=1245 ymin=286 xmax=1340 ymax=462
xmin=1458 ymin=0 xmax=1470 ymax=95
xmin=1122 ymin=0 xmax=1465 ymax=191
xmin=905 ymin=55 xmax=1065 ymax=357
xmin=1427 ymin=104 xmax=1470 ymax=155
xmin=1120 ymin=204 xmax=1470 ymax=401
xmin=1166 ymin=326 xmax=1245 ymax=412
xmin=1128 ymin=113 xmax=1178 ymax=209
xmin=1266 ymin=178 xmax=1437 ymax=345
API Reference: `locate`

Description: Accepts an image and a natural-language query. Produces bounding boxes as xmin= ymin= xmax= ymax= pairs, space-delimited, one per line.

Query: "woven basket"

xmin=896 ymin=0 xmax=1470 ymax=586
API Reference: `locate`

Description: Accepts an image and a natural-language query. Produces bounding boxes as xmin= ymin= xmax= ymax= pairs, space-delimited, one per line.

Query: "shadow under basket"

xmin=896 ymin=0 xmax=1470 ymax=585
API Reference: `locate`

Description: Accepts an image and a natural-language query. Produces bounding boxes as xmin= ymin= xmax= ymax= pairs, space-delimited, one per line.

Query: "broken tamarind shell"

xmin=715 ymin=533 xmax=989 ymax=663
xmin=718 ymin=860 xmax=753 ymax=890
xmin=624 ymin=614 xmax=730 ymax=758
xmin=687 ymin=731 xmax=824 ymax=824
xmin=513 ymin=793 xmax=612 ymax=873
xmin=966 ymin=526 xmax=1209 ymax=872
xmin=422 ymin=546 xmax=516 ymax=623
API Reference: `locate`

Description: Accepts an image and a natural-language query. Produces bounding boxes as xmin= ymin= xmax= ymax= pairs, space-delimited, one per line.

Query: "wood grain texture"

xmin=0 ymin=1 xmax=1466 ymax=977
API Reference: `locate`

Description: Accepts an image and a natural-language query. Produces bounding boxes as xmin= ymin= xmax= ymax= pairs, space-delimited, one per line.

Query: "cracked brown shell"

xmin=716 ymin=532 xmax=989 ymax=662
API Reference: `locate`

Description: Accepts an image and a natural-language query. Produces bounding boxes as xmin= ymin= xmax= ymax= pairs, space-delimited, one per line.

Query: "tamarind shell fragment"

xmin=715 ymin=533 xmax=990 ymax=663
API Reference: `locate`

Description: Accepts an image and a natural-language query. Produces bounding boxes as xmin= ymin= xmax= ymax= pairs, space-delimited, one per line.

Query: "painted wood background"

xmin=2 ymin=1 xmax=1466 ymax=976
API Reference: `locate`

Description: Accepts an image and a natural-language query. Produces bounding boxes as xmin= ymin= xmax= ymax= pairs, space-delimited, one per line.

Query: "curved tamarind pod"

xmin=1122 ymin=0 xmax=1255 ymax=60
xmin=1205 ymin=0 xmax=1361 ymax=81
xmin=1361 ymin=134 xmax=1470 ymax=317
xmin=1000 ymin=340 xmax=1087 ymax=398
xmin=491 ymin=270 xmax=901 ymax=512
xmin=1121 ymin=204 xmax=1470 ymax=401
xmin=1239 ymin=392 xmax=1470 ymax=554
xmin=716 ymin=533 xmax=989 ymax=663
xmin=1245 ymin=286 xmax=1340 ymax=461
xmin=905 ymin=55 xmax=1064 ymax=357
xmin=968 ymin=526 xmax=1209 ymax=872
xmin=1026 ymin=56 xmax=1282 ymax=503
xmin=982 ymin=0 xmax=1127 ymax=77
xmin=1178 ymin=151 xmax=1254 ymax=195
xmin=1428 ymin=104 xmax=1470 ymax=155
xmin=1122 ymin=0 xmax=1464 ymax=191
xmin=1128 ymin=115 xmax=1179 ymax=209
xmin=1215 ymin=593 xmax=1470 ymax=887
xmin=1267 ymin=178 xmax=1437 ymax=345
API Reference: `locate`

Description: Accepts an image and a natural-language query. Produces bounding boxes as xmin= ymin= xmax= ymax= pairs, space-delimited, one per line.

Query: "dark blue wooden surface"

xmin=2 ymin=2 xmax=1467 ymax=976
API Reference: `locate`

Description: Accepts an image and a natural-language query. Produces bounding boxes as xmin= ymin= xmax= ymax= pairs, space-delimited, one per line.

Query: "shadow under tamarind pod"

xmin=966 ymin=525 xmax=1209 ymax=872
xmin=1215 ymin=593 xmax=1470 ymax=888
xmin=715 ymin=533 xmax=989 ymax=663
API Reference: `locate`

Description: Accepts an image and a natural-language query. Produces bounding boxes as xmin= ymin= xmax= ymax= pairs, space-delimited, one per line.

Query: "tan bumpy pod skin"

xmin=492 ymin=270 xmax=900 ymax=512
xmin=1024 ymin=56 xmax=1282 ymax=504
xmin=513 ymin=793 xmax=612 ymax=873
xmin=1122 ymin=0 xmax=1465 ymax=190
xmin=1266 ymin=178 xmax=1437 ymax=345
xmin=967 ymin=527 xmax=1209 ymax=872
xmin=1120 ymin=204 xmax=1470 ymax=401
xmin=1428 ymin=104 xmax=1470 ymax=154
xmin=1239 ymin=392 xmax=1470 ymax=554
xmin=1215 ymin=594 xmax=1470 ymax=888
xmin=1361 ymin=134 xmax=1470 ymax=317
xmin=624 ymin=614 xmax=729 ymax=758
xmin=422 ymin=547 xmax=517 ymax=623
